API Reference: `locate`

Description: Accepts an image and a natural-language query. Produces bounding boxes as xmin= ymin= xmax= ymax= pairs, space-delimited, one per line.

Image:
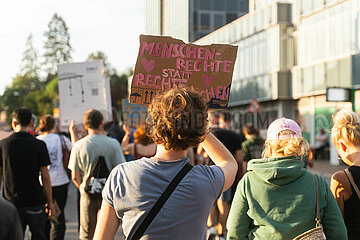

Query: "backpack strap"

xmin=344 ymin=168 xmax=360 ymax=200
xmin=130 ymin=163 xmax=193 ymax=240
xmin=312 ymin=173 xmax=321 ymax=228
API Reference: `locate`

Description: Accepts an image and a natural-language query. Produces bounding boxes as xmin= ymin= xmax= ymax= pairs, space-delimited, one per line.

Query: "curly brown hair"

xmin=134 ymin=124 xmax=153 ymax=146
xmin=147 ymin=88 xmax=208 ymax=151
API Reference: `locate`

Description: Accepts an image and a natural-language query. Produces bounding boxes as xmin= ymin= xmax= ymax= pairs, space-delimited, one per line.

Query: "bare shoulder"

xmin=331 ymin=170 xmax=352 ymax=199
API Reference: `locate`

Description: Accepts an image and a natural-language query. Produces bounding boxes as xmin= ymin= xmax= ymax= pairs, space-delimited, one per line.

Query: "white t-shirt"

xmin=37 ymin=133 xmax=72 ymax=186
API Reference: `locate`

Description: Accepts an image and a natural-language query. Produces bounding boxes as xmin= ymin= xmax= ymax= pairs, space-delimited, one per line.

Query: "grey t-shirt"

xmin=68 ymin=134 xmax=126 ymax=191
xmin=103 ymin=157 xmax=225 ymax=240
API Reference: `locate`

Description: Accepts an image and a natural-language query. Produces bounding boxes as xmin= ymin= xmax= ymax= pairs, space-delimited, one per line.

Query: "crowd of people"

xmin=0 ymin=87 xmax=359 ymax=240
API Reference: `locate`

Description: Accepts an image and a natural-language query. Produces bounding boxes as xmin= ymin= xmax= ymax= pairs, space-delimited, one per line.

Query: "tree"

xmin=87 ymin=51 xmax=117 ymax=77
xmin=20 ymin=34 xmax=40 ymax=78
xmin=43 ymin=13 xmax=72 ymax=79
xmin=109 ymin=72 xmax=129 ymax=109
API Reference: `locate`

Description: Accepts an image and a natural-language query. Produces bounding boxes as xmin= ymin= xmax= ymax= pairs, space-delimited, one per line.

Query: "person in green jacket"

xmin=227 ymin=117 xmax=347 ymax=240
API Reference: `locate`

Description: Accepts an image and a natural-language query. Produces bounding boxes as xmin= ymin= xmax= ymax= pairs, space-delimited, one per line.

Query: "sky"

xmin=0 ymin=0 xmax=145 ymax=95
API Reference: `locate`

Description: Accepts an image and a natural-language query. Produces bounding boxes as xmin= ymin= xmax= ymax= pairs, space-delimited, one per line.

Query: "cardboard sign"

xmin=122 ymin=99 xmax=148 ymax=128
xmin=130 ymin=35 xmax=238 ymax=108
xmin=58 ymin=60 xmax=112 ymax=131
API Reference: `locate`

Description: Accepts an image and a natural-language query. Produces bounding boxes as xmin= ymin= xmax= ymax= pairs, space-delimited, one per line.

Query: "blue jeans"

xmin=18 ymin=205 xmax=47 ymax=240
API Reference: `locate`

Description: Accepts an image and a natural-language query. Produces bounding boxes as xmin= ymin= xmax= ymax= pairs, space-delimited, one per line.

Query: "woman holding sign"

xmin=93 ymin=88 xmax=237 ymax=240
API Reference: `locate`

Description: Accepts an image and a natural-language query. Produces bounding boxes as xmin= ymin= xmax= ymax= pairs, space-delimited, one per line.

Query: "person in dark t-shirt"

xmin=242 ymin=122 xmax=265 ymax=173
xmin=206 ymin=111 xmax=244 ymax=239
xmin=0 ymin=108 xmax=54 ymax=240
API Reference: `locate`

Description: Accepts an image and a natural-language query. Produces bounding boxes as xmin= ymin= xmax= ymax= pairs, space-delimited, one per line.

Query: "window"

xmin=214 ymin=14 xmax=225 ymax=29
xmin=339 ymin=57 xmax=351 ymax=88
xmin=240 ymin=0 xmax=249 ymax=12
xmin=226 ymin=13 xmax=238 ymax=24
xmin=227 ymin=0 xmax=239 ymax=11
xmin=193 ymin=12 xmax=198 ymax=31
xmin=214 ymin=0 xmax=225 ymax=10
xmin=303 ymin=67 xmax=313 ymax=92
xmin=200 ymin=0 xmax=211 ymax=10
xmin=326 ymin=60 xmax=338 ymax=87
xmin=314 ymin=63 xmax=325 ymax=91
xmin=200 ymin=13 xmax=210 ymax=30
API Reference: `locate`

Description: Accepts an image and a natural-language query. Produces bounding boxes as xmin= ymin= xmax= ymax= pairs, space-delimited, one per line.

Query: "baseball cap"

xmin=266 ymin=117 xmax=302 ymax=140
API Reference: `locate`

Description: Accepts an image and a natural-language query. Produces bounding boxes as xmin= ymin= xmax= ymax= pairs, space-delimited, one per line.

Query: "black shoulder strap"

xmin=130 ymin=163 xmax=193 ymax=240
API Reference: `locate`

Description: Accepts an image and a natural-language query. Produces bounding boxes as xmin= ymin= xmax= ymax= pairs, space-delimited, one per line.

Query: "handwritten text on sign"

xmin=130 ymin=35 xmax=238 ymax=108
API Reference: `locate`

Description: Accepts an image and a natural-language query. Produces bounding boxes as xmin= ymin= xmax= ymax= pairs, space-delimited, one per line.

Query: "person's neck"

xmin=42 ymin=129 xmax=56 ymax=135
xmin=14 ymin=126 xmax=31 ymax=133
xmin=153 ymin=145 xmax=187 ymax=161
xmin=87 ymin=128 xmax=103 ymax=135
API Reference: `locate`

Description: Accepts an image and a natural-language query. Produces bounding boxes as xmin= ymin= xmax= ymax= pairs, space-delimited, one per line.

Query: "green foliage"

xmin=109 ymin=72 xmax=129 ymax=109
xmin=0 ymin=13 xmax=132 ymax=127
xmin=87 ymin=51 xmax=117 ymax=77
xmin=43 ymin=13 xmax=72 ymax=77
xmin=21 ymin=34 xmax=40 ymax=78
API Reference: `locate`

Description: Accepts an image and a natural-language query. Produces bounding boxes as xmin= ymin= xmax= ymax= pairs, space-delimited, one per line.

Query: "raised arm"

xmin=201 ymin=133 xmax=237 ymax=192
xmin=69 ymin=120 xmax=79 ymax=144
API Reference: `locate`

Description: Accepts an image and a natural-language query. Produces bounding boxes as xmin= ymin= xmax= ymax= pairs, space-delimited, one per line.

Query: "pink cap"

xmin=266 ymin=117 xmax=302 ymax=140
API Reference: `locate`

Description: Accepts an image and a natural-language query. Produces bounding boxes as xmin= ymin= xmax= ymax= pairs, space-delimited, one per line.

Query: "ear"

xmin=12 ymin=120 xmax=17 ymax=128
xmin=338 ymin=140 xmax=347 ymax=153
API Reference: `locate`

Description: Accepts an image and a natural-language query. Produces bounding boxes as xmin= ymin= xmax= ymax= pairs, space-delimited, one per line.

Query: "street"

xmin=60 ymin=159 xmax=345 ymax=240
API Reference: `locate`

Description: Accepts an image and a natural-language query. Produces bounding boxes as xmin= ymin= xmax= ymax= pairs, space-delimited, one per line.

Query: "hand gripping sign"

xmin=130 ymin=35 xmax=238 ymax=109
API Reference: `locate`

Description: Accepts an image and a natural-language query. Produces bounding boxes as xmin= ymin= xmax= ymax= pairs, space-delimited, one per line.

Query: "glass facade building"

xmin=196 ymin=2 xmax=293 ymax=107
xmin=293 ymin=0 xmax=360 ymax=98
xmin=145 ymin=0 xmax=249 ymax=42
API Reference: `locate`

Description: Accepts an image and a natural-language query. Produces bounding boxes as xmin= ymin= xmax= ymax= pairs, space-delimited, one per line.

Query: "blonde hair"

xmin=262 ymin=130 xmax=309 ymax=158
xmin=331 ymin=110 xmax=360 ymax=146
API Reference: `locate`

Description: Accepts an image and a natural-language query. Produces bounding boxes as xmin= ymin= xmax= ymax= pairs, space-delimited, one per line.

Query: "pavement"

xmin=309 ymin=158 xmax=347 ymax=183
xmin=60 ymin=158 xmax=345 ymax=240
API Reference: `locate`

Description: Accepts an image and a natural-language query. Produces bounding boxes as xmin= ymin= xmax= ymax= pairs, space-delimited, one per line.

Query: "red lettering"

xmin=172 ymin=44 xmax=180 ymax=57
xmin=205 ymin=48 xmax=216 ymax=60
xmin=197 ymin=48 xmax=206 ymax=59
xmin=186 ymin=46 xmax=197 ymax=58
xmin=223 ymin=61 xmax=232 ymax=72
xmin=204 ymin=60 xmax=215 ymax=72
xmin=139 ymin=42 xmax=155 ymax=56
xmin=179 ymin=44 xmax=186 ymax=58
xmin=161 ymin=43 xmax=173 ymax=58
xmin=153 ymin=76 xmax=162 ymax=89
xmin=176 ymin=58 xmax=185 ymax=70
xmin=162 ymin=78 xmax=171 ymax=90
xmin=153 ymin=43 xmax=163 ymax=57
xmin=194 ymin=61 xmax=202 ymax=71
xmin=205 ymin=87 xmax=215 ymax=101
xmin=216 ymin=86 xmax=223 ymax=99
xmin=162 ymin=69 xmax=169 ymax=77
xmin=185 ymin=60 xmax=194 ymax=71
xmin=134 ymin=73 xmax=145 ymax=86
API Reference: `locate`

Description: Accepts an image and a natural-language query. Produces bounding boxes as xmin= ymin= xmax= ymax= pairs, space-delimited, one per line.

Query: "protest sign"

xmin=130 ymin=35 xmax=238 ymax=108
xmin=122 ymin=99 xmax=148 ymax=128
xmin=58 ymin=60 xmax=112 ymax=131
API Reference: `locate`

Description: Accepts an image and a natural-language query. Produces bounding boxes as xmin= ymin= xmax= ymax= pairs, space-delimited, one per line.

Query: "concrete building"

xmin=195 ymin=1 xmax=295 ymax=133
xmin=195 ymin=0 xmax=360 ymax=164
xmin=145 ymin=0 xmax=249 ymax=42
